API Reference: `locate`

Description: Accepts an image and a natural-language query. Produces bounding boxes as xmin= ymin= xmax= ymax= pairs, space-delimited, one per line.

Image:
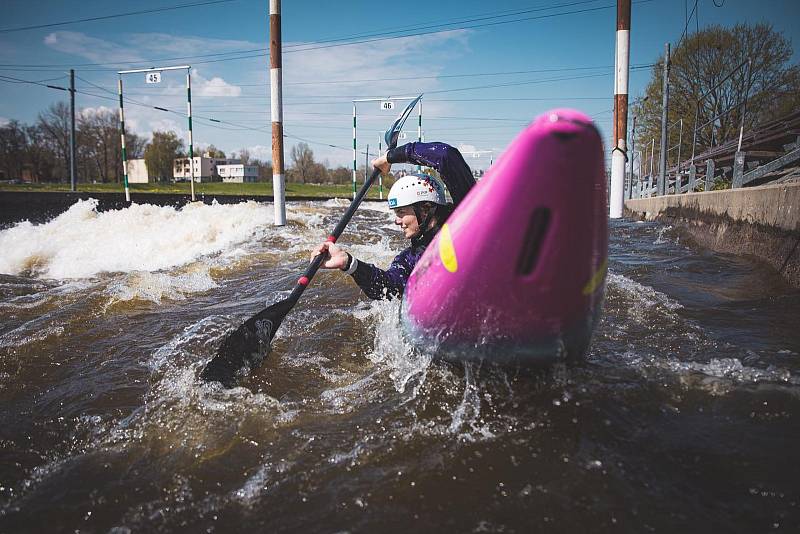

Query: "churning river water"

xmin=0 ymin=198 xmax=798 ymax=533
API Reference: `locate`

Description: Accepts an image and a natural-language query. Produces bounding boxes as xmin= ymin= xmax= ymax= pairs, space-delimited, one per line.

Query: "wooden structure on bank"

xmin=632 ymin=109 xmax=800 ymax=198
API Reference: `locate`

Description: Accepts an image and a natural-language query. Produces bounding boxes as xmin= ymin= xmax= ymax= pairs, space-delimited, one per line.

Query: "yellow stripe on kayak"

xmin=439 ymin=223 xmax=458 ymax=273
xmin=582 ymin=258 xmax=607 ymax=295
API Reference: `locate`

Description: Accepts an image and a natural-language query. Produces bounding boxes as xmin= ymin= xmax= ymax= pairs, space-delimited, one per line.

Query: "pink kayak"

xmin=404 ymin=109 xmax=608 ymax=364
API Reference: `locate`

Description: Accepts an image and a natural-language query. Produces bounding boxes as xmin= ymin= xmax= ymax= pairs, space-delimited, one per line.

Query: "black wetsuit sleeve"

xmin=350 ymin=248 xmax=416 ymax=300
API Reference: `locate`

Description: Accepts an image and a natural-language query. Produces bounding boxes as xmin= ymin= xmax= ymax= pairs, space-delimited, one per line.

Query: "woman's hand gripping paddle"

xmin=200 ymin=95 xmax=423 ymax=387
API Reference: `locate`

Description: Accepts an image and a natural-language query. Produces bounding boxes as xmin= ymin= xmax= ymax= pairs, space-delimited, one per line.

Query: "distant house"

xmin=173 ymin=155 xmax=241 ymax=182
xmin=217 ymin=164 xmax=258 ymax=183
xmin=127 ymin=159 xmax=150 ymax=183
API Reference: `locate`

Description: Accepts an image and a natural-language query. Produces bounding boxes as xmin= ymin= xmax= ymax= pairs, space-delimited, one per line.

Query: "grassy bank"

xmin=0 ymin=181 xmax=391 ymax=199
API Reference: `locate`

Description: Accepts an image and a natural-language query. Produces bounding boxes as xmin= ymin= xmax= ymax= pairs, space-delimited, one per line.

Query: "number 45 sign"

xmin=145 ymin=72 xmax=162 ymax=84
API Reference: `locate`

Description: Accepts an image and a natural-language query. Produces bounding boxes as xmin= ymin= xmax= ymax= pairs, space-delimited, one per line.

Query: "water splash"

xmin=105 ymin=264 xmax=218 ymax=305
xmin=0 ymin=199 xmax=273 ymax=279
xmin=653 ymin=225 xmax=674 ymax=245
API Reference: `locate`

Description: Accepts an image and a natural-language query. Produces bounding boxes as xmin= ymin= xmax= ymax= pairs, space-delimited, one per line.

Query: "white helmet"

xmin=387 ymin=174 xmax=446 ymax=209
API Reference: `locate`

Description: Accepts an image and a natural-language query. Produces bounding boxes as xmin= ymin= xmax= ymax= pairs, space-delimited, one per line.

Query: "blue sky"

xmin=1 ymin=0 xmax=798 ymax=170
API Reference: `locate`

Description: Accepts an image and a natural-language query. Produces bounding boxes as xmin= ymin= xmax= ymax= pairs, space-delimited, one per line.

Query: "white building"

xmin=218 ymin=164 xmax=259 ymax=183
xmin=127 ymin=159 xmax=150 ymax=183
xmin=173 ymin=156 xmax=241 ymax=182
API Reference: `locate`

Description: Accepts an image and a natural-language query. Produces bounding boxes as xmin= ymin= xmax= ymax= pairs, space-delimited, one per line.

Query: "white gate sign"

xmin=398 ymin=132 xmax=407 ymax=140
xmin=380 ymin=101 xmax=395 ymax=110
xmin=146 ymin=72 xmax=162 ymax=84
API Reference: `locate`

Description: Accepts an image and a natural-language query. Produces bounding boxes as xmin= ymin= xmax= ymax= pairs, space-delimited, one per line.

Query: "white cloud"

xmin=41 ymin=28 xmax=473 ymax=167
xmin=457 ymin=144 xmax=479 ymax=155
xmin=191 ymin=70 xmax=241 ymax=97
xmin=0 ymin=117 xmax=9 ymax=127
xmin=79 ymin=106 xmax=115 ymax=119
xmin=245 ymin=145 xmax=271 ymax=161
xmin=281 ymin=29 xmax=470 ymax=99
xmin=42 ymin=31 xmax=145 ymax=64
xmin=43 ymin=31 xmax=259 ymax=68
xmin=149 ymin=118 xmax=185 ymax=140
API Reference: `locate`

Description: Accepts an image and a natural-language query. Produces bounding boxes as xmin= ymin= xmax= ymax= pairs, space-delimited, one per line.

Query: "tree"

xmin=204 ymin=144 xmax=226 ymax=158
xmin=25 ymin=124 xmax=58 ymax=182
xmin=79 ymin=109 xmax=128 ymax=183
xmin=145 ymin=130 xmax=184 ymax=182
xmin=632 ymin=23 xmax=800 ymax=172
xmin=0 ymin=121 xmax=28 ymax=180
xmin=250 ymin=158 xmax=273 ymax=182
xmin=329 ymin=166 xmax=351 ymax=185
xmin=236 ymin=147 xmax=251 ymax=165
xmin=289 ymin=142 xmax=315 ymax=184
xmin=36 ymin=102 xmax=71 ymax=182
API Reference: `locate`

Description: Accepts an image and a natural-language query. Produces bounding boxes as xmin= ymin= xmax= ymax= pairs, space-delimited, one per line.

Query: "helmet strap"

xmin=412 ymin=203 xmax=435 ymax=241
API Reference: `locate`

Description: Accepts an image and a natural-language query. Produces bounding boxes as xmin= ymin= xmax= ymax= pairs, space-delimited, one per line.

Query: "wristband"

xmin=343 ymin=254 xmax=359 ymax=275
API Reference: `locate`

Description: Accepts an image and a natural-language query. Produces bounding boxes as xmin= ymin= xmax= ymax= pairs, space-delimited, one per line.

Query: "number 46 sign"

xmin=145 ymin=72 xmax=162 ymax=84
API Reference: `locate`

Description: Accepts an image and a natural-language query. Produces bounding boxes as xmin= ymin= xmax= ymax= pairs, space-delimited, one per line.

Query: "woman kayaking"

xmin=311 ymin=141 xmax=475 ymax=300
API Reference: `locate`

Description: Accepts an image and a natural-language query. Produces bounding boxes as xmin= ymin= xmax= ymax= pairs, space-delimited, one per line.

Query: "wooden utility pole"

xmin=69 ymin=69 xmax=76 ymax=192
xmin=658 ymin=43 xmax=670 ymax=196
xmin=270 ymin=0 xmax=286 ymax=225
xmin=609 ymin=0 xmax=631 ymax=218
xmin=628 ymin=115 xmax=636 ymax=200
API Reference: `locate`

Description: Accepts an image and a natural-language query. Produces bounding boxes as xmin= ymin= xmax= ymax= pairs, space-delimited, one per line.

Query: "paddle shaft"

xmin=287 ymin=167 xmax=382 ymax=304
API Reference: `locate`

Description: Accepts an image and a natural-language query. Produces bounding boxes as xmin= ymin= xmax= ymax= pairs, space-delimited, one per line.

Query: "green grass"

xmin=0 ymin=181 xmax=392 ymax=200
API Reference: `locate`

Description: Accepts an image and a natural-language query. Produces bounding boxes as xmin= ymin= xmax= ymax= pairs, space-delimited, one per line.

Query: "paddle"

xmin=200 ymin=95 xmax=423 ymax=387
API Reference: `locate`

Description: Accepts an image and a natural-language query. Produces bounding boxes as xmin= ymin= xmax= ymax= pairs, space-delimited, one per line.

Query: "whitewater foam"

xmin=106 ymin=264 xmax=218 ymax=305
xmin=0 ymin=199 xmax=273 ymax=279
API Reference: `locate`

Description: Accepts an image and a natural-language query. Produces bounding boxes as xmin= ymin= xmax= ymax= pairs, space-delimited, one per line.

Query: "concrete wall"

xmin=625 ymin=182 xmax=800 ymax=288
xmin=625 ymin=182 xmax=800 ymax=232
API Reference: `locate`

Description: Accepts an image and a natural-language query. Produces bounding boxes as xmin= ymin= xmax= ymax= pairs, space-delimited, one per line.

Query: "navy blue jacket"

xmin=349 ymin=142 xmax=475 ymax=300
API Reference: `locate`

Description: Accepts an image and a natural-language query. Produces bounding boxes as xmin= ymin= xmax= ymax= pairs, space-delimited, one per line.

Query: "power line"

xmin=282 ymin=0 xmax=605 ymax=52
xmin=0 ymin=0 xmax=236 ymax=34
xmin=0 ymin=73 xmax=612 ymax=159
xmin=283 ymin=2 xmax=639 ymax=55
xmin=0 ymin=0 xmax=655 ymax=70
xmin=677 ymin=0 xmax=699 ymax=48
xmin=1 ymin=2 xmax=585 ymax=67
xmin=67 ymin=64 xmax=653 ymax=105
xmin=0 ymin=73 xmax=69 ymax=91
xmin=251 ymin=64 xmax=653 ymax=86
xmin=91 ymin=62 xmax=652 ymax=97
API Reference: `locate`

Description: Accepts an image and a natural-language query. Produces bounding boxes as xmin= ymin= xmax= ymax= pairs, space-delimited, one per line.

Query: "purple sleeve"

xmin=350 ymin=248 xmax=417 ymax=300
xmin=387 ymin=142 xmax=475 ymax=205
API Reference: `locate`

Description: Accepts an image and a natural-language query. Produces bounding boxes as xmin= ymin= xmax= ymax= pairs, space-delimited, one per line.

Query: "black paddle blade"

xmin=384 ymin=94 xmax=422 ymax=149
xmin=200 ymin=298 xmax=295 ymax=387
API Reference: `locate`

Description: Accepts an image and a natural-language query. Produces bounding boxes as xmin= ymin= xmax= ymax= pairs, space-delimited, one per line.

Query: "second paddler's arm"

xmin=385 ymin=142 xmax=476 ymax=205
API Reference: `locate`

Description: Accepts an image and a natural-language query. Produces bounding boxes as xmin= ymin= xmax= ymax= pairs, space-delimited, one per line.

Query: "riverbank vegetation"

xmin=0 ymin=181 xmax=394 ymax=199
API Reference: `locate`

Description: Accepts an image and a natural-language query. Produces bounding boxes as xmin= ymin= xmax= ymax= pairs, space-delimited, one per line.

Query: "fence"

xmin=626 ymin=58 xmax=800 ymax=199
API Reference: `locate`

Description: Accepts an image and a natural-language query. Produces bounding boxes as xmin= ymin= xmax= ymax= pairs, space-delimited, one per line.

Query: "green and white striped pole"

xmin=417 ymin=98 xmax=422 ymax=171
xmin=118 ymin=65 xmax=191 ymax=200
xmin=378 ymin=135 xmax=382 ymax=200
xmin=187 ymin=69 xmax=195 ymax=201
xmin=117 ymin=77 xmax=130 ymax=202
xmin=352 ymin=103 xmax=357 ymax=200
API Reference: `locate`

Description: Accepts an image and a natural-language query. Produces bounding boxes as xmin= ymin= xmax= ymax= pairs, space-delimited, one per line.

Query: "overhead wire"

xmin=283 ymin=0 xmax=656 ymax=55
xmin=1 ymin=2 xmax=592 ymax=67
xmin=0 ymin=0 xmax=655 ymax=71
xmin=0 ymin=0 xmax=236 ymax=34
